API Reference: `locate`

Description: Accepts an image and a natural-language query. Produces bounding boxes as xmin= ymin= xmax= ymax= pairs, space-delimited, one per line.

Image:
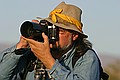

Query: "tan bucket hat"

xmin=38 ymin=1 xmax=88 ymax=38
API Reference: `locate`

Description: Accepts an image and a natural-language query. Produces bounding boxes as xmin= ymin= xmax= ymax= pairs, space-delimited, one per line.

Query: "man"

xmin=0 ymin=2 xmax=105 ymax=80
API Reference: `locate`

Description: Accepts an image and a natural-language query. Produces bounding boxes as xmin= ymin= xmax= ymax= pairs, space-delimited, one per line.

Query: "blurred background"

xmin=0 ymin=0 xmax=120 ymax=79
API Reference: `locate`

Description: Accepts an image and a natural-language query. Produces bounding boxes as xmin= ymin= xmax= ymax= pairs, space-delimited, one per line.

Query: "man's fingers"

xmin=42 ymin=33 xmax=49 ymax=45
xmin=22 ymin=36 xmax=36 ymax=44
xmin=22 ymin=33 xmax=49 ymax=46
xmin=32 ymin=19 xmax=39 ymax=24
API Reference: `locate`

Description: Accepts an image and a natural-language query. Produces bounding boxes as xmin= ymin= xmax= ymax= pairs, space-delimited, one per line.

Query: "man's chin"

xmin=50 ymin=47 xmax=64 ymax=59
xmin=50 ymin=44 xmax=73 ymax=59
xmin=51 ymin=45 xmax=64 ymax=52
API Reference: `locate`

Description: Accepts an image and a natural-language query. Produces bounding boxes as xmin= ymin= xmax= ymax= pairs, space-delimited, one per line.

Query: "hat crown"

xmin=44 ymin=2 xmax=88 ymax=38
xmin=53 ymin=2 xmax=82 ymax=22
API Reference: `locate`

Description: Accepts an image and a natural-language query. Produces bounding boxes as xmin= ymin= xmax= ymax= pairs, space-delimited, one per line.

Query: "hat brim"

xmin=37 ymin=17 xmax=88 ymax=38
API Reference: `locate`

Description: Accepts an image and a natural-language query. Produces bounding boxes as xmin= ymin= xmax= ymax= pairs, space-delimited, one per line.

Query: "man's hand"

xmin=22 ymin=33 xmax=55 ymax=69
xmin=16 ymin=19 xmax=39 ymax=49
xmin=16 ymin=36 xmax=29 ymax=49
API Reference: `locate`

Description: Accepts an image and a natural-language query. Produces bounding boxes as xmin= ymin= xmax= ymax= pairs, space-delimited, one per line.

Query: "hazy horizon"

xmin=0 ymin=0 xmax=120 ymax=57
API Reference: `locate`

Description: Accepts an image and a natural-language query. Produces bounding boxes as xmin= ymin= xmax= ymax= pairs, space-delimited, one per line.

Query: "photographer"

xmin=0 ymin=2 xmax=108 ymax=80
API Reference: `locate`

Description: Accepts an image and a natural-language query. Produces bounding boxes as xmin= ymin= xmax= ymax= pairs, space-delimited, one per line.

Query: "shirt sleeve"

xmin=0 ymin=45 xmax=22 ymax=80
xmin=48 ymin=50 xmax=100 ymax=80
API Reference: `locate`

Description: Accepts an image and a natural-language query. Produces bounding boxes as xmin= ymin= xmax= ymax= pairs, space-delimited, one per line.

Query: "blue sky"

xmin=0 ymin=0 xmax=120 ymax=57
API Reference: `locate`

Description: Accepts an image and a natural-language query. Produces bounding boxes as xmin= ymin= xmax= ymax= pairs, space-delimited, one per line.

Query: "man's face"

xmin=50 ymin=28 xmax=76 ymax=58
xmin=50 ymin=27 xmax=78 ymax=52
xmin=50 ymin=28 xmax=73 ymax=50
xmin=50 ymin=28 xmax=78 ymax=58
xmin=58 ymin=28 xmax=73 ymax=50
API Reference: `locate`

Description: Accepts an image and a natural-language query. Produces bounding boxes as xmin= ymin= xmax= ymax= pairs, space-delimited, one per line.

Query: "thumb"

xmin=42 ymin=33 xmax=49 ymax=44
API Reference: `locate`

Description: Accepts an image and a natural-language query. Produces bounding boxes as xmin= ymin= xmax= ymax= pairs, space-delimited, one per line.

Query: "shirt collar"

xmin=59 ymin=44 xmax=75 ymax=62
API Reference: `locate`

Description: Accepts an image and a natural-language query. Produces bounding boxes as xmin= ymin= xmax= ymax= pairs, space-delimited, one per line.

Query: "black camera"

xmin=20 ymin=20 xmax=59 ymax=43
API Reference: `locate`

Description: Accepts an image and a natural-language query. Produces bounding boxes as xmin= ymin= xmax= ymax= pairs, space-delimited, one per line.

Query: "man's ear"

xmin=72 ymin=34 xmax=78 ymax=41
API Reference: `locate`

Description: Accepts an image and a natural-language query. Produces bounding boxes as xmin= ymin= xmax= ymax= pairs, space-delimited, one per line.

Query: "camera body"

xmin=20 ymin=20 xmax=59 ymax=43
